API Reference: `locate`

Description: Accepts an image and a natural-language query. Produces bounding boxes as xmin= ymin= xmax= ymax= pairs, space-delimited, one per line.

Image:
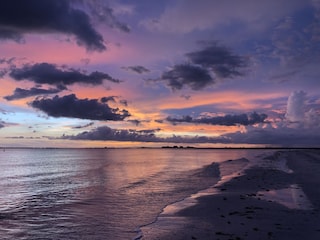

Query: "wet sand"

xmin=141 ymin=149 xmax=320 ymax=240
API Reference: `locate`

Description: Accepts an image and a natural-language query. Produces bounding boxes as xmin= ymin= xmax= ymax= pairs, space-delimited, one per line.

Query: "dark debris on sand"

xmin=141 ymin=150 xmax=320 ymax=240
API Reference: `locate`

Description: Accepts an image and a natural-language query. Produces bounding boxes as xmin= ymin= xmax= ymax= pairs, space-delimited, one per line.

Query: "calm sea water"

xmin=0 ymin=148 xmax=257 ymax=239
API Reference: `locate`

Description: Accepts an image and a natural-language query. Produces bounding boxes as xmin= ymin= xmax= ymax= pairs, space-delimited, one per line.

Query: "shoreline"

xmin=134 ymin=161 xmax=223 ymax=240
xmin=1 ymin=147 xmax=320 ymax=150
xmin=138 ymin=155 xmax=253 ymax=239
xmin=140 ymin=149 xmax=320 ymax=240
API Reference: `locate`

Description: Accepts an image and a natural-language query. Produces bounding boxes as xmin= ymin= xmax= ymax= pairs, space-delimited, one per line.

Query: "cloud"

xmin=0 ymin=29 xmax=25 ymax=43
xmin=160 ymin=64 xmax=213 ymax=90
xmin=121 ymin=65 xmax=150 ymax=74
xmin=284 ymin=91 xmax=320 ymax=128
xmin=9 ymin=62 xmax=119 ymax=88
xmin=180 ymin=94 xmax=191 ymax=100
xmin=186 ymin=42 xmax=248 ymax=78
xmin=154 ymin=119 xmax=164 ymax=124
xmin=100 ymin=96 xmax=129 ymax=107
xmin=73 ymin=122 xmax=94 ymax=129
xmin=225 ymin=124 xmax=320 ymax=147
xmin=60 ymin=126 xmax=228 ymax=143
xmin=101 ymin=96 xmax=117 ymax=103
xmin=4 ymin=87 xmax=63 ymax=101
xmin=81 ymin=0 xmax=131 ymax=33
xmin=305 ymin=108 xmax=320 ymax=128
xmin=142 ymin=0 xmax=307 ymax=34
xmin=61 ymin=126 xmax=159 ymax=142
xmin=30 ymin=94 xmax=130 ymax=121
xmin=269 ymin=70 xmax=300 ymax=82
xmin=127 ymin=119 xmax=142 ymax=126
xmin=0 ymin=0 xmax=106 ymax=51
xmin=0 ymin=119 xmax=18 ymax=129
xmin=224 ymin=92 xmax=320 ymax=146
xmin=0 ymin=57 xmax=16 ymax=77
xmin=166 ymin=112 xmax=268 ymax=126
xmin=285 ymin=91 xmax=306 ymax=122
xmin=126 ymin=119 xmax=152 ymax=126
xmin=0 ymin=57 xmax=16 ymax=66
xmin=119 ymin=99 xmax=128 ymax=106
xmin=0 ymin=69 xmax=7 ymax=78
xmin=154 ymin=42 xmax=248 ymax=90
xmin=256 ymin=5 xmax=320 ymax=83
xmin=5 ymin=136 xmax=25 ymax=139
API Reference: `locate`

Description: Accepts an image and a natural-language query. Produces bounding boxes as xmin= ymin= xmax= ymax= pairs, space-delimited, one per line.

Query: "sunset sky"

xmin=0 ymin=0 xmax=320 ymax=148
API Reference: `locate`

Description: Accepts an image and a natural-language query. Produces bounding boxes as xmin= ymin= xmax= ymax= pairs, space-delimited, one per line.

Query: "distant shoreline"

xmin=1 ymin=146 xmax=320 ymax=150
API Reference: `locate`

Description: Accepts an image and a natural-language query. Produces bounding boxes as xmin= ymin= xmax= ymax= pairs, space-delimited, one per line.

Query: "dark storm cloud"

xmin=9 ymin=63 xmax=120 ymax=87
xmin=30 ymin=94 xmax=130 ymax=121
xmin=161 ymin=64 xmax=213 ymax=90
xmin=122 ymin=65 xmax=150 ymax=74
xmin=166 ymin=112 xmax=268 ymax=126
xmin=186 ymin=42 xmax=248 ymax=78
xmin=60 ymin=126 xmax=228 ymax=143
xmin=0 ymin=0 xmax=106 ymax=51
xmin=155 ymin=42 xmax=248 ymax=90
xmin=4 ymin=87 xmax=62 ymax=101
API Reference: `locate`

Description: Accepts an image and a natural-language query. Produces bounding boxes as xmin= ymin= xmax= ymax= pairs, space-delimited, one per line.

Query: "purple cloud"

xmin=154 ymin=42 xmax=248 ymax=90
xmin=9 ymin=63 xmax=119 ymax=88
xmin=166 ymin=112 xmax=268 ymax=126
xmin=30 ymin=94 xmax=130 ymax=121
xmin=58 ymin=126 xmax=228 ymax=143
xmin=0 ymin=0 xmax=106 ymax=51
xmin=4 ymin=87 xmax=62 ymax=101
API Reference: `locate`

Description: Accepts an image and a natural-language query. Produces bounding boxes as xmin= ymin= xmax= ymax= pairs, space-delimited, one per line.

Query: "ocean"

xmin=0 ymin=148 xmax=260 ymax=239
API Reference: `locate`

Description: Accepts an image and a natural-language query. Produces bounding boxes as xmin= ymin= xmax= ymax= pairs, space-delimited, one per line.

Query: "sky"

xmin=0 ymin=0 xmax=320 ymax=148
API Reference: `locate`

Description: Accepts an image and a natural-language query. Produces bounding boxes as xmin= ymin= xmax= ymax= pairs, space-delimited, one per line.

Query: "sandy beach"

xmin=140 ymin=149 xmax=320 ymax=240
